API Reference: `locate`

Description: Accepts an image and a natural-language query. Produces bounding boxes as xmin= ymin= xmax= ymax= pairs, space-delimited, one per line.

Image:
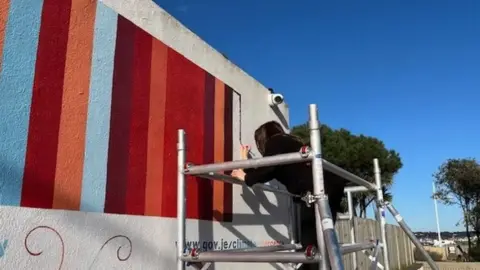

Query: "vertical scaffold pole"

xmin=177 ymin=129 xmax=186 ymax=270
xmin=309 ymin=104 xmax=344 ymax=270
xmin=347 ymin=191 xmax=357 ymax=270
xmin=373 ymin=158 xmax=390 ymax=270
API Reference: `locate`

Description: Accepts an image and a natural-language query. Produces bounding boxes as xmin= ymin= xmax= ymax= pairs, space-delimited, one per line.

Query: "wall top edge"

xmin=99 ymin=0 xmax=289 ymax=109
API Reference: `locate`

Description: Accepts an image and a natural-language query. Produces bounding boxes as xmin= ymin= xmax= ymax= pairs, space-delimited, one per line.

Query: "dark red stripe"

xmin=104 ymin=16 xmax=135 ymax=214
xmin=21 ymin=0 xmax=72 ymax=208
xmin=125 ymin=28 xmax=152 ymax=215
xmin=162 ymin=49 xmax=206 ymax=219
xmin=223 ymin=85 xmax=234 ymax=222
xmin=200 ymin=72 xmax=215 ymax=220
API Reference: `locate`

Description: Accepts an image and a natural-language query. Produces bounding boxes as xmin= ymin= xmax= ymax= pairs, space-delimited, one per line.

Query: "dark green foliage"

xmin=290 ymin=123 xmax=403 ymax=217
xmin=433 ymin=158 xmax=480 ymax=258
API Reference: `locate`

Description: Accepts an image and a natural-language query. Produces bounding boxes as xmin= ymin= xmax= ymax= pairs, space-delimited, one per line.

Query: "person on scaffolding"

xmin=231 ymin=120 xmax=347 ymax=270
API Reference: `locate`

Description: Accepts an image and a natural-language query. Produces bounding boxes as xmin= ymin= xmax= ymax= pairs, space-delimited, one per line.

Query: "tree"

xmin=433 ymin=158 xmax=480 ymax=253
xmin=290 ymin=123 xmax=403 ymax=217
xmin=465 ymin=205 xmax=480 ymax=247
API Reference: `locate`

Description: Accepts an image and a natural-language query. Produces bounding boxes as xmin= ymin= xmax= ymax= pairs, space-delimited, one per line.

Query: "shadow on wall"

xmin=211 ymin=184 xmax=292 ymax=270
xmin=270 ymin=105 xmax=289 ymax=131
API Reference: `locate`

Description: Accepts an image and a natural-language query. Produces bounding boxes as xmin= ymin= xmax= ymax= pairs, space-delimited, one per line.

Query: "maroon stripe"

xmin=223 ymin=85 xmax=234 ymax=222
xmin=21 ymin=0 xmax=72 ymax=208
xmin=200 ymin=72 xmax=215 ymax=220
xmin=104 ymin=16 xmax=135 ymax=214
xmin=125 ymin=28 xmax=152 ymax=215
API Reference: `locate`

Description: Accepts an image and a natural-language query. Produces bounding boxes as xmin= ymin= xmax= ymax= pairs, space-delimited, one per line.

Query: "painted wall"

xmin=0 ymin=0 xmax=292 ymax=269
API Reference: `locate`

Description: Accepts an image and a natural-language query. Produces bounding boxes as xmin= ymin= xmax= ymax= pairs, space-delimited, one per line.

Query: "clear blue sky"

xmin=155 ymin=0 xmax=480 ymax=232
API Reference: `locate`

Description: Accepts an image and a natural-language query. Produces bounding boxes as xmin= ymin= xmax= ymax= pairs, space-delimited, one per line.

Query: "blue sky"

xmin=155 ymin=0 xmax=480 ymax=232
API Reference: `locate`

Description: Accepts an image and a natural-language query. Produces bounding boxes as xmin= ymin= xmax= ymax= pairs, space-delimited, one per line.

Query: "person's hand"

xmin=231 ymin=169 xmax=246 ymax=181
xmin=240 ymin=145 xmax=250 ymax=160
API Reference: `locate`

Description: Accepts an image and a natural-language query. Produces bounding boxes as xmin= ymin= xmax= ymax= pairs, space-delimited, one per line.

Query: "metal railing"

xmin=176 ymin=104 xmax=439 ymax=270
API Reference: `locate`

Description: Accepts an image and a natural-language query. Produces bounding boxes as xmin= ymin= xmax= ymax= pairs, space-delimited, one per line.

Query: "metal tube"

xmin=323 ymin=160 xmax=377 ymax=190
xmin=288 ymin=198 xmax=298 ymax=249
xmin=198 ymin=172 xmax=299 ymax=198
xmin=370 ymin=240 xmax=381 ymax=270
xmin=384 ymin=202 xmax=439 ymax=270
xmin=309 ymin=104 xmax=344 ymax=270
xmin=206 ymin=243 xmax=302 ymax=253
xmin=347 ymin=191 xmax=357 ymax=270
xmin=182 ymin=251 xmax=321 ymax=263
xmin=177 ymin=129 xmax=186 ymax=270
xmin=308 ymin=104 xmax=330 ymax=270
xmin=182 ymin=243 xmax=375 ymax=264
xmin=341 ymin=242 xmax=375 ymax=254
xmin=344 ymin=186 xmax=370 ymax=193
xmin=184 ymin=151 xmax=313 ymax=175
xmin=374 ymin=159 xmax=390 ymax=270
xmin=318 ymin=198 xmax=344 ymax=269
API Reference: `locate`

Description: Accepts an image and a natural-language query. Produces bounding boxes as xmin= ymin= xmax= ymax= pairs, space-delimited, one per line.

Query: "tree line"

xmin=290 ymin=121 xmax=480 ymax=260
xmin=290 ymin=122 xmax=402 ymax=217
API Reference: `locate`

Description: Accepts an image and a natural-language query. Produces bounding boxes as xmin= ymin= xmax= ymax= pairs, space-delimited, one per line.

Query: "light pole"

xmin=433 ymin=181 xmax=442 ymax=243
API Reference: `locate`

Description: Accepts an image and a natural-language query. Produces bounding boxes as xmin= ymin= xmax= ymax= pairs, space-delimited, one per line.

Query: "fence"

xmin=336 ymin=217 xmax=415 ymax=270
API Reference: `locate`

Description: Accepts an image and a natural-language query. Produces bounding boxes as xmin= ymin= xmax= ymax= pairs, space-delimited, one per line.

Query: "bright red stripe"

xmin=104 ymin=16 xmax=135 ymax=214
xmin=125 ymin=28 xmax=152 ymax=215
xmin=162 ymin=49 xmax=206 ymax=219
xmin=223 ymin=85 xmax=234 ymax=222
xmin=21 ymin=0 xmax=72 ymax=208
xmin=200 ymin=73 xmax=215 ymax=220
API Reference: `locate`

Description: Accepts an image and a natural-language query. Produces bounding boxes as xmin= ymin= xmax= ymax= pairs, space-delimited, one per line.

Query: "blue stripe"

xmin=0 ymin=0 xmax=44 ymax=206
xmin=80 ymin=2 xmax=118 ymax=212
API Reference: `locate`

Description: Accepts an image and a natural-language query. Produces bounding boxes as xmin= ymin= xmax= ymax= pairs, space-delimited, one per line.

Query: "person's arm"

xmin=243 ymin=137 xmax=283 ymax=187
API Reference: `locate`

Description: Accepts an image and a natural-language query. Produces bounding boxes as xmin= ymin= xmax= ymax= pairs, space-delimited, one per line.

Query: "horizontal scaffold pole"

xmin=344 ymin=186 xmax=371 ymax=193
xmin=185 ymin=151 xmax=377 ymax=192
xmin=198 ymin=172 xmax=300 ymax=197
xmin=341 ymin=242 xmax=376 ymax=254
xmin=322 ymin=160 xmax=377 ymax=190
xmin=182 ymin=242 xmax=376 ymax=263
xmin=185 ymin=151 xmax=313 ymax=175
xmin=182 ymin=251 xmax=321 ymax=263
xmin=204 ymin=243 xmax=302 ymax=253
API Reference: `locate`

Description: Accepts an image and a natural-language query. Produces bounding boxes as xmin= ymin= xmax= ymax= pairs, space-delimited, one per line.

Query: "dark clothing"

xmin=244 ymin=134 xmax=347 ymax=270
xmin=244 ymin=134 xmax=347 ymax=211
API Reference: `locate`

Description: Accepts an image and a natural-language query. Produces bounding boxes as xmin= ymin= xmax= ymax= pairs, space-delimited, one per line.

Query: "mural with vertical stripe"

xmin=0 ymin=0 xmax=234 ymax=222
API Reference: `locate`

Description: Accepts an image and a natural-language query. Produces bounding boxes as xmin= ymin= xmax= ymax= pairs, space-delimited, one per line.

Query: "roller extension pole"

xmin=309 ymin=104 xmax=344 ymax=270
xmin=184 ymin=151 xmax=313 ymax=175
xmin=177 ymin=130 xmax=187 ymax=270
xmin=384 ymin=202 xmax=439 ymax=270
xmin=373 ymin=159 xmax=390 ymax=270
xmin=347 ymin=191 xmax=357 ymax=270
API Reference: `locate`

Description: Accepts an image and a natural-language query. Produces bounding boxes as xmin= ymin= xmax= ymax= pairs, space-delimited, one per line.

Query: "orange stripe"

xmin=144 ymin=40 xmax=168 ymax=216
xmin=52 ymin=0 xmax=96 ymax=210
xmin=213 ymin=78 xmax=225 ymax=220
xmin=0 ymin=0 xmax=10 ymax=70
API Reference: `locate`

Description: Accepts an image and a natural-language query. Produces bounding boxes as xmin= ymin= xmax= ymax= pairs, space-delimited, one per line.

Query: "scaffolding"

xmin=176 ymin=104 xmax=439 ymax=270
